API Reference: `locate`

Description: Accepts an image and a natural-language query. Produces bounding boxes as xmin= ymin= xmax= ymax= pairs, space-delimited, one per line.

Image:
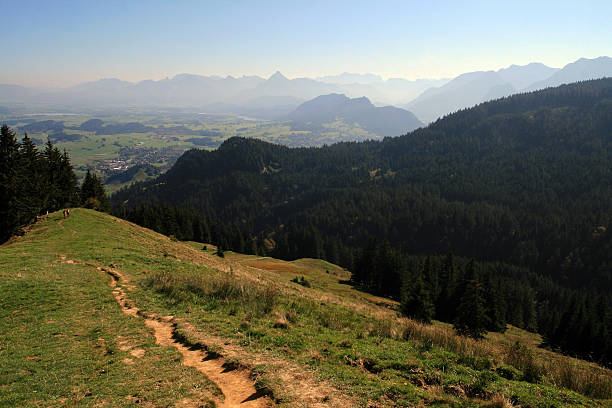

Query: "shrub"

xmin=368 ymin=319 xmax=394 ymax=338
xmin=495 ymin=364 xmax=522 ymax=380
xmin=290 ymin=276 xmax=311 ymax=288
xmin=503 ymin=341 xmax=543 ymax=383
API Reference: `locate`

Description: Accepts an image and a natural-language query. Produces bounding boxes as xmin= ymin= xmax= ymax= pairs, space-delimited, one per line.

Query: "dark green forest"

xmin=109 ymin=78 xmax=609 ymax=366
xmin=0 ymin=125 xmax=107 ymax=241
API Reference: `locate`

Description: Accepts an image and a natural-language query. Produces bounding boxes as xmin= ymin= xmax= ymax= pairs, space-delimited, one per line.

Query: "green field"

xmin=0 ymin=112 xmax=380 ymax=191
xmin=1 ymin=209 xmax=610 ymax=407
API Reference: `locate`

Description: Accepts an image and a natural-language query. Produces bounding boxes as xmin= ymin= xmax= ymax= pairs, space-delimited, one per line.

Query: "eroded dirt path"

xmin=96 ymin=265 xmax=272 ymax=408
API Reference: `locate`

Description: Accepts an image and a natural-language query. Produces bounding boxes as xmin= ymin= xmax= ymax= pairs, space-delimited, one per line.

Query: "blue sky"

xmin=1 ymin=0 xmax=611 ymax=87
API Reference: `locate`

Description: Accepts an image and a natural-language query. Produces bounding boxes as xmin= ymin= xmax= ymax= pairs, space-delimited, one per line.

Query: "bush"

xmin=290 ymin=276 xmax=311 ymax=288
xmin=495 ymin=364 xmax=522 ymax=380
xmin=503 ymin=341 xmax=543 ymax=383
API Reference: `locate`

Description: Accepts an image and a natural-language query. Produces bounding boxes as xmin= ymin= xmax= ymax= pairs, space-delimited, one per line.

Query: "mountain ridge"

xmin=285 ymin=93 xmax=423 ymax=136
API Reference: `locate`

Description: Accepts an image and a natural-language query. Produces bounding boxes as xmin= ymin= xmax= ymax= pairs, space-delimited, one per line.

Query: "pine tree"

xmin=16 ymin=134 xmax=45 ymax=226
xmin=483 ymin=272 xmax=507 ymax=332
xmin=43 ymin=140 xmax=64 ymax=210
xmin=81 ymin=169 xmax=110 ymax=211
xmin=454 ymin=260 xmax=490 ymax=339
xmin=436 ymin=253 xmax=458 ymax=322
xmin=400 ymin=263 xmax=435 ymax=323
xmin=1 ymin=126 xmax=80 ymax=242
xmin=0 ymin=125 xmax=20 ymax=240
xmin=58 ymin=149 xmax=79 ymax=207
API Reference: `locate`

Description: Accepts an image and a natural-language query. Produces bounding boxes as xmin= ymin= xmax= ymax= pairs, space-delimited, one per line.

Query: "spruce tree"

xmin=483 ymin=272 xmax=507 ymax=332
xmin=400 ymin=264 xmax=435 ymax=323
xmin=436 ymin=253 xmax=458 ymax=322
xmin=58 ymin=149 xmax=79 ymax=207
xmin=43 ymin=139 xmax=64 ymax=210
xmin=0 ymin=125 xmax=19 ymax=240
xmin=454 ymin=260 xmax=490 ymax=339
xmin=16 ymin=134 xmax=45 ymax=226
xmin=81 ymin=169 xmax=110 ymax=212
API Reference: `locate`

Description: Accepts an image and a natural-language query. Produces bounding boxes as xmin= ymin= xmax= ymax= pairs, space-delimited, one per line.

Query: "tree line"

xmin=0 ymin=125 xmax=108 ymax=242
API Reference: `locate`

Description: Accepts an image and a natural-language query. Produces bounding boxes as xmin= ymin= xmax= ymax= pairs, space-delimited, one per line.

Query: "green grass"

xmin=1 ymin=209 xmax=610 ymax=407
xmin=0 ymin=212 xmax=218 ymax=407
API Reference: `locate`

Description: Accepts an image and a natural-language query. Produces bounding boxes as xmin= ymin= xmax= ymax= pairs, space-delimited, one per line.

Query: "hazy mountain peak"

xmin=346 ymin=96 xmax=373 ymax=107
xmin=71 ymin=77 xmax=133 ymax=90
xmin=269 ymin=71 xmax=289 ymax=81
xmin=287 ymin=93 xmax=421 ymax=136
xmin=525 ymin=56 xmax=612 ymax=91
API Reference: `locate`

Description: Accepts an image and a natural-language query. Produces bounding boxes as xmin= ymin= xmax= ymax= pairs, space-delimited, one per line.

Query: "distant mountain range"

xmin=0 ymin=56 xmax=610 ymax=122
xmin=285 ymin=94 xmax=422 ymax=136
xmin=405 ymin=56 xmax=612 ymax=122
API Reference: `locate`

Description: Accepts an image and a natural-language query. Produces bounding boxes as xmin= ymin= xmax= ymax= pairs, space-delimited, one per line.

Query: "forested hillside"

xmin=0 ymin=124 xmax=109 ymax=241
xmin=113 ymin=78 xmax=612 ymax=366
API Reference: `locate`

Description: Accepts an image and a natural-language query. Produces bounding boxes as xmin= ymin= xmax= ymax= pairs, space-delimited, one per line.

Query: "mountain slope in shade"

xmin=286 ymin=93 xmax=423 ymax=136
xmin=497 ymin=62 xmax=559 ymax=90
xmin=526 ymin=56 xmax=612 ymax=91
xmin=405 ymin=63 xmax=560 ymax=123
xmin=406 ymin=71 xmax=509 ymax=123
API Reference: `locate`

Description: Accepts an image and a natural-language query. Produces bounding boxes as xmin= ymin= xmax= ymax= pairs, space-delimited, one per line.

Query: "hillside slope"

xmin=114 ymin=78 xmax=612 ymax=287
xmin=286 ymin=94 xmax=423 ymax=136
xmin=404 ymin=63 xmax=559 ymax=122
xmin=112 ymin=78 xmax=612 ymax=366
xmin=1 ymin=209 xmax=611 ymax=407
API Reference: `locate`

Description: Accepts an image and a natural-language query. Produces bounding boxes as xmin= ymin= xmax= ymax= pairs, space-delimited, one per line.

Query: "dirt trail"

xmin=96 ymin=265 xmax=272 ymax=408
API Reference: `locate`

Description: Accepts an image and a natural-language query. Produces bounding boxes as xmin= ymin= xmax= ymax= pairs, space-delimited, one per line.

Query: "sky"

xmin=1 ymin=0 xmax=611 ymax=87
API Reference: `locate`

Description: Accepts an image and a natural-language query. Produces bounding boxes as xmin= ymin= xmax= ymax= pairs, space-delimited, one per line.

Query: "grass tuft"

xmin=144 ymin=271 xmax=279 ymax=316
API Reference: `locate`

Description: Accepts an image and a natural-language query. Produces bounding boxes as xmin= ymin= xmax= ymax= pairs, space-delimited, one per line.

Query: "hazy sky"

xmin=2 ymin=0 xmax=611 ymax=87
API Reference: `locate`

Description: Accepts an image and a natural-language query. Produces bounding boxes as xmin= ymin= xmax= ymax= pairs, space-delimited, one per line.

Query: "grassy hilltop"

xmin=1 ymin=209 xmax=610 ymax=407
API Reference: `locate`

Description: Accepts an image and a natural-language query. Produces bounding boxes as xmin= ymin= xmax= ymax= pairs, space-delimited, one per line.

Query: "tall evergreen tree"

xmin=436 ymin=253 xmax=458 ymax=322
xmin=15 ymin=134 xmax=45 ymax=226
xmin=0 ymin=126 xmax=80 ymax=242
xmin=483 ymin=271 xmax=507 ymax=332
xmin=400 ymin=262 xmax=435 ymax=323
xmin=0 ymin=125 xmax=19 ymax=240
xmin=454 ymin=260 xmax=490 ymax=339
xmin=43 ymin=140 xmax=64 ymax=211
xmin=58 ymin=149 xmax=79 ymax=207
xmin=81 ymin=169 xmax=110 ymax=211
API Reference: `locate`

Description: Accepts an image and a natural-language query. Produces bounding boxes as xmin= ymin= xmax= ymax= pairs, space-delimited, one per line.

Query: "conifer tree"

xmin=0 ymin=125 xmax=19 ymax=240
xmin=483 ymin=272 xmax=507 ymax=332
xmin=58 ymin=149 xmax=79 ymax=206
xmin=1 ymin=126 xmax=80 ymax=242
xmin=400 ymin=263 xmax=435 ymax=323
xmin=16 ymin=134 xmax=45 ymax=226
xmin=43 ymin=139 xmax=64 ymax=210
xmin=81 ymin=169 xmax=110 ymax=212
xmin=436 ymin=253 xmax=458 ymax=322
xmin=454 ymin=260 xmax=490 ymax=339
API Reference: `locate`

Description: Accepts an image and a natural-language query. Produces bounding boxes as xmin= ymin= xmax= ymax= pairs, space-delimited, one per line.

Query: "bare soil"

xmin=96 ymin=264 xmax=272 ymax=408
